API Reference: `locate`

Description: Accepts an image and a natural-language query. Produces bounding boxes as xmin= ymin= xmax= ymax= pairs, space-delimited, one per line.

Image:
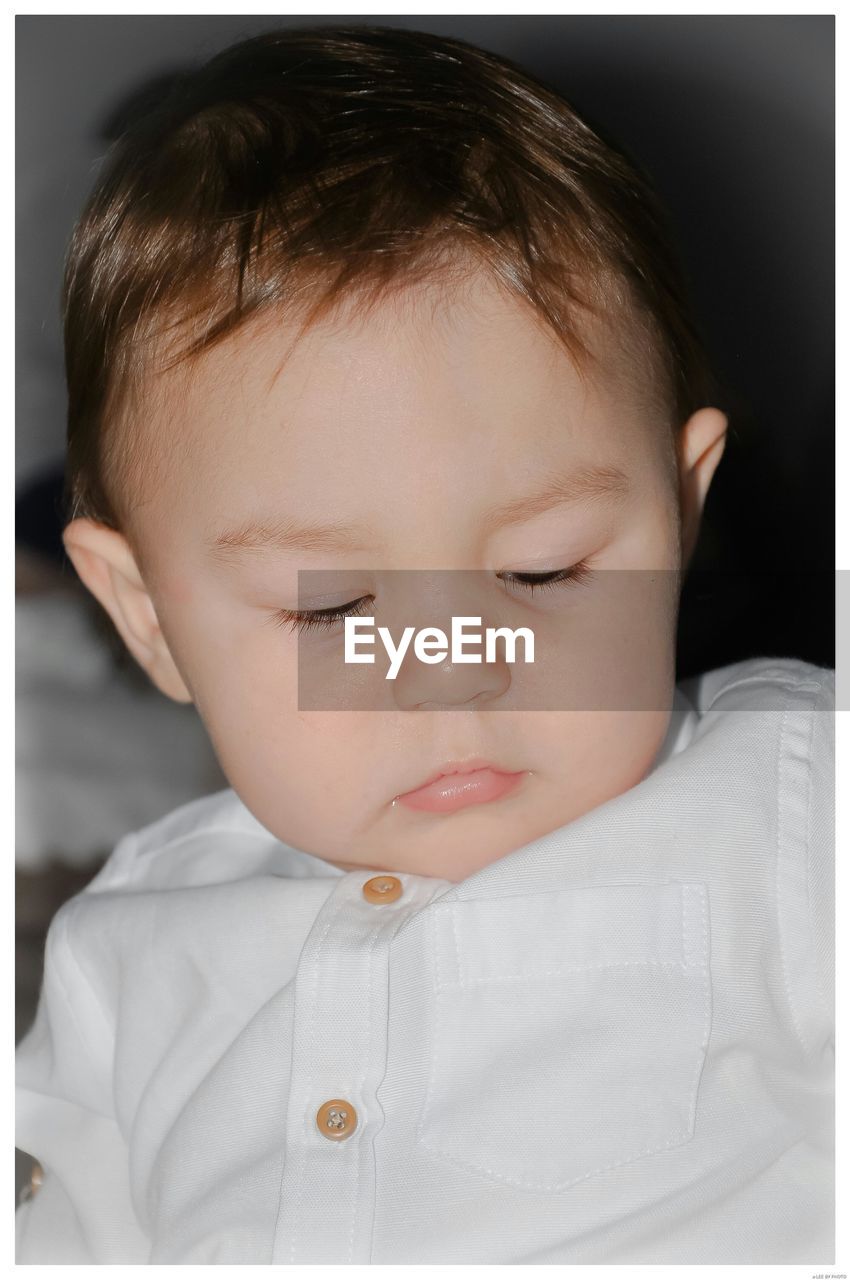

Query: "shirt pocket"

xmin=415 ymin=880 xmax=711 ymax=1193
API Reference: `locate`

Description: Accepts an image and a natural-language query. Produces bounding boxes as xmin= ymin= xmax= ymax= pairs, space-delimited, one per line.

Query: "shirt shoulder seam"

xmin=90 ymin=823 xmax=281 ymax=888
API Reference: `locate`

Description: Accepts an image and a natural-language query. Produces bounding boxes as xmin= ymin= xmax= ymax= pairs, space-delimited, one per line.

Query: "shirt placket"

xmin=272 ymin=870 xmax=447 ymax=1264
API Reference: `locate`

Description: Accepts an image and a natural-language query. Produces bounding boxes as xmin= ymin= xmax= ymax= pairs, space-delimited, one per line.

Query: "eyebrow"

xmin=206 ymin=463 xmax=631 ymax=564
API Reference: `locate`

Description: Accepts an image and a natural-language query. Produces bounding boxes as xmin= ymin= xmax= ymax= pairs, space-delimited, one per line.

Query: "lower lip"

xmin=397 ymin=768 xmax=525 ymax=814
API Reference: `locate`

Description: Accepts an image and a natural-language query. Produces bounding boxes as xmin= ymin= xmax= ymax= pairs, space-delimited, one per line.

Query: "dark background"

xmin=16 ymin=15 xmax=835 ymax=673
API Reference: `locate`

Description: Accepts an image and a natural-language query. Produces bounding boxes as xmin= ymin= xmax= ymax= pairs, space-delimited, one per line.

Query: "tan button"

xmin=19 ymin=1160 xmax=43 ymax=1204
xmin=316 ymin=1098 xmax=358 ymax=1141
xmin=362 ymin=875 xmax=402 ymax=904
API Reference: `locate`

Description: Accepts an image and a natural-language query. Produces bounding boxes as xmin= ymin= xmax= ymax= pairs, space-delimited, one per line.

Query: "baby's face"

xmin=128 ymin=268 xmax=684 ymax=881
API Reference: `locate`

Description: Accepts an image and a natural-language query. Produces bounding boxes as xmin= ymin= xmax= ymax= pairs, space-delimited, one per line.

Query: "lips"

xmin=406 ymin=757 xmax=507 ymax=793
xmin=396 ymin=758 xmax=526 ymax=815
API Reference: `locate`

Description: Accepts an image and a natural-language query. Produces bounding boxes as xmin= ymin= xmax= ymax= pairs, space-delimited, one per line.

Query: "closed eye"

xmin=267 ymin=560 xmax=593 ymax=634
xmin=497 ymin=562 xmax=593 ymax=595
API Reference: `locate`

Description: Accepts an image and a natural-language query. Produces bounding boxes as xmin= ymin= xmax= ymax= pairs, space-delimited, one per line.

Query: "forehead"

xmin=135 ymin=267 xmax=668 ymax=538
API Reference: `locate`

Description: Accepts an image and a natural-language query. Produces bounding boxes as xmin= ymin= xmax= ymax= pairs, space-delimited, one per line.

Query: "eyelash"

xmin=267 ymin=561 xmax=593 ymax=635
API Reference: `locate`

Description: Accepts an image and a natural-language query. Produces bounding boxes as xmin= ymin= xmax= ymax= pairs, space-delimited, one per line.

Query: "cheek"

xmin=154 ymin=600 xmax=294 ymax=759
xmin=587 ymin=708 xmax=670 ymax=768
xmin=205 ymin=706 xmax=382 ymax=857
xmin=542 ymin=709 xmax=671 ymax=811
xmin=167 ymin=572 xmax=196 ymax=609
xmin=528 ymin=572 xmax=676 ymax=715
xmin=205 ymin=689 xmax=373 ymax=802
xmin=595 ymin=709 xmax=672 ymax=798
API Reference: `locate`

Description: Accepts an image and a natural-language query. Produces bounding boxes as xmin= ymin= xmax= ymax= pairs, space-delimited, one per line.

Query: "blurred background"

xmin=15 ymin=14 xmax=834 ymax=1192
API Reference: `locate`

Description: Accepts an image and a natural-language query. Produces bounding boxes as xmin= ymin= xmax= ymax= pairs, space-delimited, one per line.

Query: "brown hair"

xmin=62 ymin=23 xmax=716 ymax=544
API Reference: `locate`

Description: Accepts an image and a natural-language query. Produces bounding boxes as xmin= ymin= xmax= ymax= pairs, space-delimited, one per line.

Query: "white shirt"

xmin=15 ymin=656 xmax=835 ymax=1264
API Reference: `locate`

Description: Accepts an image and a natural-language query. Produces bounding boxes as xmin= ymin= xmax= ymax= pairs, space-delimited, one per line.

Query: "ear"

xmin=61 ymin=518 xmax=193 ymax=704
xmin=677 ymin=407 xmax=728 ymax=568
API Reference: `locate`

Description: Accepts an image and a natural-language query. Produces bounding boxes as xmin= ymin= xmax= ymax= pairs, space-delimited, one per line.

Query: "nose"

xmin=387 ymin=571 xmax=513 ymax=710
xmin=393 ymin=650 xmax=512 ymax=710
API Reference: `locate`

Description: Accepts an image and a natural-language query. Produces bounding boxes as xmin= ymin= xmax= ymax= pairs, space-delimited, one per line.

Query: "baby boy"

xmin=16 ymin=25 xmax=834 ymax=1265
